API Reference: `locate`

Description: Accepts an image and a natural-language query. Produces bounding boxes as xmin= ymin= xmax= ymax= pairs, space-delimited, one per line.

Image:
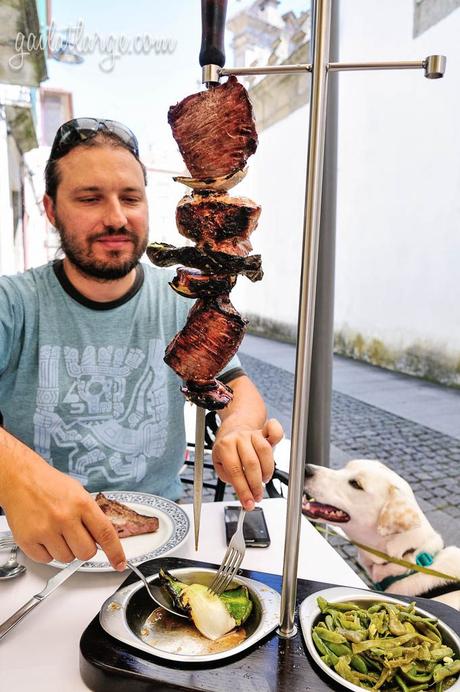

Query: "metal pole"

xmin=278 ymin=0 xmax=332 ymax=638
xmin=306 ymin=0 xmax=339 ymax=468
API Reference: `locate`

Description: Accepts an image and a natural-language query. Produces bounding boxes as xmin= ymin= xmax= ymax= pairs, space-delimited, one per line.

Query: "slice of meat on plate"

xmin=96 ymin=492 xmax=159 ymax=538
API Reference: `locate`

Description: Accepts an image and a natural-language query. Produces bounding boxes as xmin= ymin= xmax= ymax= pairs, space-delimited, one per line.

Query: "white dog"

xmin=303 ymin=459 xmax=460 ymax=610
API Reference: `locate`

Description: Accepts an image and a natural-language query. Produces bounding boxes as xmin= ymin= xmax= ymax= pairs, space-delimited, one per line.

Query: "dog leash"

xmin=313 ymin=524 xmax=460 ymax=584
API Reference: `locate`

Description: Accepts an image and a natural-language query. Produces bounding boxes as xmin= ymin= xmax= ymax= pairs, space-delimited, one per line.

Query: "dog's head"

xmin=303 ymin=459 xmax=421 ymax=538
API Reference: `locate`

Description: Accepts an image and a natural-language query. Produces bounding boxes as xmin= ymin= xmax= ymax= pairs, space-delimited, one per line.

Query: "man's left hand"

xmin=212 ymin=418 xmax=284 ymax=510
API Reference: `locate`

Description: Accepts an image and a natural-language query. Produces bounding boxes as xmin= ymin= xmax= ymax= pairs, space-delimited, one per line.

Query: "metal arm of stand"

xmin=203 ymin=54 xmax=445 ymax=83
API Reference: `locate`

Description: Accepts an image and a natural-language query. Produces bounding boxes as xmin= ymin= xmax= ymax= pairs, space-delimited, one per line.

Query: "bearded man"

xmin=0 ymin=118 xmax=282 ymax=570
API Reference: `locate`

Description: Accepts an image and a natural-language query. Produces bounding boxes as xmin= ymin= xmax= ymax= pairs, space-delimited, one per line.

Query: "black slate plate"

xmin=80 ymin=556 xmax=460 ymax=692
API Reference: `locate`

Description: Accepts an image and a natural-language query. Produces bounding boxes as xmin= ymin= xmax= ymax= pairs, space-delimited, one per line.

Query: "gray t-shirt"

xmin=0 ymin=261 xmax=242 ymax=500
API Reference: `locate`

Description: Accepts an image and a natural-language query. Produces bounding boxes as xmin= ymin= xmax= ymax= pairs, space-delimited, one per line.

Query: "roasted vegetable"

xmin=146 ymin=242 xmax=263 ymax=282
xmin=159 ymin=569 xmax=252 ymax=641
xmin=169 ymin=267 xmax=237 ymax=299
xmin=311 ymin=598 xmax=460 ymax=691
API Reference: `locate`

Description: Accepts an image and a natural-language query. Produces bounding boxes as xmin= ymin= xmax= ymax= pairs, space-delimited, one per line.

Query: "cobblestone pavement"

xmin=182 ymin=351 xmax=460 ymax=588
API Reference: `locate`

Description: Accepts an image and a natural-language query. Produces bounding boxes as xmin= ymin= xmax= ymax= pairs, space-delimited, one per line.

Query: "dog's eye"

xmin=349 ymin=479 xmax=364 ymax=490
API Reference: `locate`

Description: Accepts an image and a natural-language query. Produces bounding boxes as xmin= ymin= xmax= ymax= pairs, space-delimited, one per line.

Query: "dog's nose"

xmin=304 ymin=464 xmax=315 ymax=479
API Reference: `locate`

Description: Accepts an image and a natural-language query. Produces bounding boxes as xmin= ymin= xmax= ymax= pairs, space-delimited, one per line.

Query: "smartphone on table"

xmin=224 ymin=506 xmax=271 ymax=548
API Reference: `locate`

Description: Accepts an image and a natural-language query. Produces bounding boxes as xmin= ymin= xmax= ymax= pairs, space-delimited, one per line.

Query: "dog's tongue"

xmin=302 ymin=498 xmax=350 ymax=523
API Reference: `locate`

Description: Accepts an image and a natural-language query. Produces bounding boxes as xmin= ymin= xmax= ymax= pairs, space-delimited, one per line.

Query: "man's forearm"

xmin=0 ymin=426 xmax=127 ymax=569
xmin=217 ymin=375 xmax=267 ymax=433
xmin=0 ymin=427 xmax=42 ymax=508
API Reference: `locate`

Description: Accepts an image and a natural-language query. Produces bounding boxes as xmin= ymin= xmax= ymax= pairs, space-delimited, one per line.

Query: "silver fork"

xmin=0 ymin=536 xmax=15 ymax=551
xmin=209 ymin=508 xmax=246 ymax=595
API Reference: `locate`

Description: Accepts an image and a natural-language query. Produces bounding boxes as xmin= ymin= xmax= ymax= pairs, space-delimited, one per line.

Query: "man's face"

xmin=45 ymin=144 xmax=149 ymax=280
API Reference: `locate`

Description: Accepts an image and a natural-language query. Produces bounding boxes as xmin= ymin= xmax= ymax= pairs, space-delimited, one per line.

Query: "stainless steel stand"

xmin=200 ymin=0 xmax=446 ymax=639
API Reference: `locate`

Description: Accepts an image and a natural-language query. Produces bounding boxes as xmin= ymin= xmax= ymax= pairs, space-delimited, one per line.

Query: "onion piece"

xmin=173 ymin=167 xmax=247 ymax=192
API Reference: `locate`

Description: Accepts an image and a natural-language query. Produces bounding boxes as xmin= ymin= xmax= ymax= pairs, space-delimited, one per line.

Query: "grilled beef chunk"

xmin=176 ymin=193 xmax=261 ymax=257
xmin=95 ymin=493 xmax=159 ymax=538
xmin=168 ymin=76 xmax=258 ymax=179
xmin=181 ymin=379 xmax=233 ymax=410
xmin=164 ymin=296 xmax=247 ymax=382
xmin=147 ymin=242 xmax=263 ymax=282
xmin=170 ymin=267 xmax=236 ymax=298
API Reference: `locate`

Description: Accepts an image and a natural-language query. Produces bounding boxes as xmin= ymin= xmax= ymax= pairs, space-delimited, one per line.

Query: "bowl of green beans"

xmin=299 ymin=587 xmax=460 ymax=692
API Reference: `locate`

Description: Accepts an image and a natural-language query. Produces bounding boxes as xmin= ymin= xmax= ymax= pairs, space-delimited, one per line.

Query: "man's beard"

xmin=55 ymin=215 xmax=148 ymax=280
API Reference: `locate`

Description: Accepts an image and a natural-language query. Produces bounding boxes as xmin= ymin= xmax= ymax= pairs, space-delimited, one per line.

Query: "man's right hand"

xmin=0 ymin=431 xmax=126 ymax=571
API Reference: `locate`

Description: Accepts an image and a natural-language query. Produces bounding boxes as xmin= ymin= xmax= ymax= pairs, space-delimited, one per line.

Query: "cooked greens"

xmin=312 ymin=597 xmax=460 ymax=691
xmin=159 ymin=569 xmax=253 ymax=641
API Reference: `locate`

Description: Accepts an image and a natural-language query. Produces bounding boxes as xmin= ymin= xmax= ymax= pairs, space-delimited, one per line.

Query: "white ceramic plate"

xmin=299 ymin=586 xmax=460 ymax=692
xmin=50 ymin=491 xmax=190 ymax=572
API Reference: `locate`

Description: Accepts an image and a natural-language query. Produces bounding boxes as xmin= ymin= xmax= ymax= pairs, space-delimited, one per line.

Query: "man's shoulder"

xmin=140 ymin=262 xmax=178 ymax=302
xmin=139 ymin=261 xmax=191 ymax=321
xmin=141 ymin=261 xmax=174 ymax=283
xmin=0 ymin=262 xmax=55 ymax=299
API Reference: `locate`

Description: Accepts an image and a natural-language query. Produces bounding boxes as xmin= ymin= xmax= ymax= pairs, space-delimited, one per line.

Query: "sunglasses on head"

xmin=49 ymin=118 xmax=140 ymax=160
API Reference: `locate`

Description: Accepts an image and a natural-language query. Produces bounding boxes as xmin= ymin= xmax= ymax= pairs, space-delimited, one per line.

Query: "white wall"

xmin=145 ymin=168 xmax=186 ymax=246
xmin=335 ymin=0 xmax=460 ymax=361
xmin=232 ymin=103 xmax=309 ymax=331
xmin=23 ymin=147 xmax=54 ymax=269
xmin=232 ymin=0 xmax=460 ymax=379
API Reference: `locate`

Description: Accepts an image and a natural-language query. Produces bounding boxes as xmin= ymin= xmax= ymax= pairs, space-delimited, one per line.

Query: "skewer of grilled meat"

xmin=176 ymin=192 xmax=261 ymax=257
xmin=168 ymin=76 xmax=258 ymax=182
xmin=149 ymin=77 xmax=259 ymax=409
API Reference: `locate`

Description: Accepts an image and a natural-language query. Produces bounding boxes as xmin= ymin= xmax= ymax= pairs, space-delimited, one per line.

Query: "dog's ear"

xmin=377 ymin=485 xmax=421 ymax=536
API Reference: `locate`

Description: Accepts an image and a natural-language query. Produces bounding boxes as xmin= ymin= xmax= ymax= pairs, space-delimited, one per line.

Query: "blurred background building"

xmin=0 ymin=0 xmax=46 ymax=275
xmin=0 ymin=0 xmax=76 ymax=274
xmin=229 ymin=0 xmax=460 ymax=387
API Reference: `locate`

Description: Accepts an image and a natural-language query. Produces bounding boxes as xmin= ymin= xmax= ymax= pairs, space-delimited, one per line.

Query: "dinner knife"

xmin=0 ymin=558 xmax=84 ymax=640
xmin=194 ymin=406 xmax=206 ymax=551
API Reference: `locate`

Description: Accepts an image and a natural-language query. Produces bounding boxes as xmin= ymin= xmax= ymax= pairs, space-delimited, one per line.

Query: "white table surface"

xmin=0 ymin=498 xmax=366 ymax=691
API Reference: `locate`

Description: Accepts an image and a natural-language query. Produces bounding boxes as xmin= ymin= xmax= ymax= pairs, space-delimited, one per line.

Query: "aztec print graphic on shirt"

xmin=33 ymin=339 xmax=168 ymax=487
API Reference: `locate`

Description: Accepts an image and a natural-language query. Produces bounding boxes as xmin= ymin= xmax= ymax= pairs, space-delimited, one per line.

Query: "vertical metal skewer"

xmin=193 ymin=406 xmax=206 ymax=550
xmin=199 ymin=0 xmax=445 ymax=638
xmin=193 ymin=0 xmax=229 ymax=551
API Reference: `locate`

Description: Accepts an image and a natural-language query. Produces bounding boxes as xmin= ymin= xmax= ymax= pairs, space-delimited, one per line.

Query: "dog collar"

xmin=373 ymin=571 xmax=416 ymax=592
xmin=373 ymin=552 xmax=435 ymax=592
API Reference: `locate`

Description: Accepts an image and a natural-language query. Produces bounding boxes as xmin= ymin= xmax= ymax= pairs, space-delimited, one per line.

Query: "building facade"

xmin=0 ymin=0 xmax=48 ymax=275
xmin=228 ymin=0 xmax=460 ymax=386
